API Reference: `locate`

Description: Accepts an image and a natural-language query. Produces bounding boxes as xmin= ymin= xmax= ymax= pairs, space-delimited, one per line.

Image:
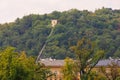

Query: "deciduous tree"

xmin=0 ymin=47 xmax=52 ymax=80
xmin=70 ymin=38 xmax=104 ymax=80
xmin=62 ymin=57 xmax=78 ymax=80
xmin=100 ymin=62 xmax=120 ymax=80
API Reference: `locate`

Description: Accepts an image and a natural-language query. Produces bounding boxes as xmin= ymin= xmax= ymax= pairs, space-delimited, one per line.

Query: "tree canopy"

xmin=62 ymin=57 xmax=78 ymax=80
xmin=0 ymin=8 xmax=120 ymax=59
xmin=70 ymin=37 xmax=105 ymax=80
xmin=0 ymin=47 xmax=52 ymax=80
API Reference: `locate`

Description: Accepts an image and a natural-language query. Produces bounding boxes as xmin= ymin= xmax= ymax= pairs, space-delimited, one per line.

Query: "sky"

xmin=0 ymin=0 xmax=120 ymax=24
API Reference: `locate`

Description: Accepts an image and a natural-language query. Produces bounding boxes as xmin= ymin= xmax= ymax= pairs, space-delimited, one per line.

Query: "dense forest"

xmin=0 ymin=7 xmax=120 ymax=59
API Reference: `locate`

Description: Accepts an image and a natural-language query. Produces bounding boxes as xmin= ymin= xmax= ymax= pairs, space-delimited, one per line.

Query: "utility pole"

xmin=36 ymin=20 xmax=57 ymax=63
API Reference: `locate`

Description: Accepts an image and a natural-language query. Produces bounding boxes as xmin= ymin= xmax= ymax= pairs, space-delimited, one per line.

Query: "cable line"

xmin=36 ymin=20 xmax=57 ymax=63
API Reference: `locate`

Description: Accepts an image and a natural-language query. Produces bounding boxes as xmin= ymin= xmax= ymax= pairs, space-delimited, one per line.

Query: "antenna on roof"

xmin=109 ymin=57 xmax=114 ymax=60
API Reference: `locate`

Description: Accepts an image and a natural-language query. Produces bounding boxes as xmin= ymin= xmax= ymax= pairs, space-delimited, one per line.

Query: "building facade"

xmin=40 ymin=58 xmax=120 ymax=80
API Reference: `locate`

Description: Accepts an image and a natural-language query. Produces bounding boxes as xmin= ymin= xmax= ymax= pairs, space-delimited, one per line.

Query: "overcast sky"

xmin=0 ymin=0 xmax=120 ymax=23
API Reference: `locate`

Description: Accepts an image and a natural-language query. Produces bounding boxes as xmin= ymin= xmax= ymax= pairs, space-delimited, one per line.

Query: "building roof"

xmin=40 ymin=58 xmax=120 ymax=67
xmin=96 ymin=59 xmax=120 ymax=67
xmin=40 ymin=58 xmax=64 ymax=67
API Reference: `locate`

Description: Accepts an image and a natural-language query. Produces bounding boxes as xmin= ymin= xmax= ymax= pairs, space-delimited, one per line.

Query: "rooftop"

xmin=96 ymin=59 xmax=120 ymax=67
xmin=40 ymin=58 xmax=120 ymax=67
xmin=40 ymin=58 xmax=64 ymax=67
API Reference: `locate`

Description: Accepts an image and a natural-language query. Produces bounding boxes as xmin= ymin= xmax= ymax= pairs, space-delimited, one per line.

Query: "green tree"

xmin=100 ymin=62 xmax=120 ymax=80
xmin=87 ymin=71 xmax=106 ymax=80
xmin=70 ymin=38 xmax=104 ymax=80
xmin=62 ymin=57 xmax=78 ymax=80
xmin=0 ymin=8 xmax=120 ymax=59
xmin=0 ymin=47 xmax=52 ymax=80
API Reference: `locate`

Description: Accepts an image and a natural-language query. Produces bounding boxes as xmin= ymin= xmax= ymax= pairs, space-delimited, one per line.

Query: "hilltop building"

xmin=51 ymin=20 xmax=57 ymax=27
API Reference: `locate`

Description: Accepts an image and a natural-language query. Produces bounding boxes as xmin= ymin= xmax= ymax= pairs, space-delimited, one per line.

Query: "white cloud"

xmin=0 ymin=0 xmax=120 ymax=23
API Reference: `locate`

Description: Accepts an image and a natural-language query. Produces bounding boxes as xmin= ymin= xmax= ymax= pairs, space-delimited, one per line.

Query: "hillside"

xmin=0 ymin=8 xmax=120 ymax=59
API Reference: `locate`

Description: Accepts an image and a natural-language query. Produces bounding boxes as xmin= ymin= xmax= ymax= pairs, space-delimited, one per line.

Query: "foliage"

xmin=88 ymin=71 xmax=106 ymax=80
xmin=0 ymin=8 xmax=120 ymax=58
xmin=0 ymin=47 xmax=52 ymax=80
xmin=70 ymin=37 xmax=105 ymax=80
xmin=62 ymin=57 xmax=78 ymax=80
xmin=100 ymin=62 xmax=120 ymax=80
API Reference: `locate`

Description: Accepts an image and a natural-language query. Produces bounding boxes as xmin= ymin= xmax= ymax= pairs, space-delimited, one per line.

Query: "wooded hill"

xmin=0 ymin=8 xmax=120 ymax=59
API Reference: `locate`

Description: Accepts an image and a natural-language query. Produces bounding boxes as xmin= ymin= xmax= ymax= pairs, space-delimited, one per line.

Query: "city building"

xmin=40 ymin=58 xmax=120 ymax=80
